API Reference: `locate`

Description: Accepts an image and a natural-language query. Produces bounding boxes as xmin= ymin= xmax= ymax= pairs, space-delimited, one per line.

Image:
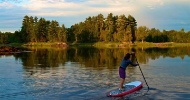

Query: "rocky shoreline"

xmin=0 ymin=46 xmax=24 ymax=55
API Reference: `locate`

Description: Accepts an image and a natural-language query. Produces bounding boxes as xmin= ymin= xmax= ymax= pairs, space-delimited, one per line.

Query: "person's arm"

xmin=130 ymin=62 xmax=139 ymax=66
xmin=130 ymin=61 xmax=139 ymax=66
xmin=129 ymin=52 xmax=139 ymax=66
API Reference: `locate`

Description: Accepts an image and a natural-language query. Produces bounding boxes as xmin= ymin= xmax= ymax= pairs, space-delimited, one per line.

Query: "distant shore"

xmin=1 ymin=42 xmax=190 ymax=48
xmin=93 ymin=42 xmax=190 ymax=48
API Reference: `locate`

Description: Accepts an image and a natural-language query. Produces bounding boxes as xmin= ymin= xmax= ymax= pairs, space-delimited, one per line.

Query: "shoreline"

xmin=93 ymin=42 xmax=190 ymax=48
xmin=1 ymin=42 xmax=190 ymax=48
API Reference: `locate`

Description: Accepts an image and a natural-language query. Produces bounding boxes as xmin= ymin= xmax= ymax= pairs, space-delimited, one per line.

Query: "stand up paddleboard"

xmin=107 ymin=81 xmax=143 ymax=97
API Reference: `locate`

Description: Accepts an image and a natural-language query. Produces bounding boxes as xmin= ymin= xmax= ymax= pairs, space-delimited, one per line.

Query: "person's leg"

xmin=120 ymin=78 xmax=125 ymax=89
xmin=119 ymin=67 xmax=126 ymax=89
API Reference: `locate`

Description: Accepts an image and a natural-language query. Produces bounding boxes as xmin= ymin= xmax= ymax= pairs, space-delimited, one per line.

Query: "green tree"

xmin=128 ymin=15 xmax=137 ymax=43
xmin=104 ymin=13 xmax=116 ymax=42
xmin=48 ymin=20 xmax=60 ymax=42
xmin=20 ymin=16 xmax=37 ymax=43
xmin=145 ymin=28 xmax=163 ymax=43
xmin=84 ymin=16 xmax=95 ymax=42
xmin=13 ymin=31 xmax=22 ymax=43
xmin=96 ymin=14 xmax=105 ymax=41
xmin=73 ymin=22 xmax=85 ymax=43
xmin=0 ymin=32 xmax=5 ymax=44
xmin=67 ymin=26 xmax=75 ymax=42
xmin=60 ymin=24 xmax=67 ymax=42
xmin=29 ymin=16 xmax=36 ymax=42
xmin=136 ymin=26 xmax=149 ymax=42
xmin=0 ymin=32 xmax=14 ymax=44
xmin=20 ymin=15 xmax=30 ymax=42
xmin=115 ymin=14 xmax=128 ymax=42
xmin=36 ymin=18 xmax=50 ymax=42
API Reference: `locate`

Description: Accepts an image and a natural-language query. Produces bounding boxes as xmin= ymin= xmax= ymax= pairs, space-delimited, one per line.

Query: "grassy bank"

xmin=23 ymin=42 xmax=68 ymax=47
xmin=1 ymin=42 xmax=190 ymax=48
xmin=93 ymin=42 xmax=190 ymax=48
xmin=0 ymin=43 xmax=24 ymax=47
xmin=135 ymin=42 xmax=190 ymax=48
xmin=93 ymin=42 xmax=129 ymax=48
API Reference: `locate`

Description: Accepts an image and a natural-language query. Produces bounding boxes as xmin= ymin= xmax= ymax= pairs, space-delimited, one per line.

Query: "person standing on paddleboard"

xmin=119 ymin=52 xmax=139 ymax=91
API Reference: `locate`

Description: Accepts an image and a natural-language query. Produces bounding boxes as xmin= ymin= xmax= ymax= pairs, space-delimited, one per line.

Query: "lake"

xmin=0 ymin=46 xmax=190 ymax=100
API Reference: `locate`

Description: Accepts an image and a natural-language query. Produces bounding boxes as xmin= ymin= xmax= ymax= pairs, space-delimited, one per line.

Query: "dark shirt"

xmin=120 ymin=57 xmax=138 ymax=70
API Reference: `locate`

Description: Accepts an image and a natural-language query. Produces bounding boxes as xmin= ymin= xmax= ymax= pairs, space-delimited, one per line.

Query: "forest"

xmin=0 ymin=13 xmax=190 ymax=44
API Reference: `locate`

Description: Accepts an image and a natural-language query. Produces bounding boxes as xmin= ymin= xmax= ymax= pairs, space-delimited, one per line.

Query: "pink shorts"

xmin=119 ymin=67 xmax=126 ymax=79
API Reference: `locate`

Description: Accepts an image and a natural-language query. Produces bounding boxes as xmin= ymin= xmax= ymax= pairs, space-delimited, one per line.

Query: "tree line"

xmin=136 ymin=26 xmax=190 ymax=43
xmin=0 ymin=13 xmax=190 ymax=44
xmin=68 ymin=13 xmax=137 ymax=43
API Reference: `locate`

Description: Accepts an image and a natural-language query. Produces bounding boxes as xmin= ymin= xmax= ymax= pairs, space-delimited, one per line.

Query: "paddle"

xmin=135 ymin=56 xmax=150 ymax=90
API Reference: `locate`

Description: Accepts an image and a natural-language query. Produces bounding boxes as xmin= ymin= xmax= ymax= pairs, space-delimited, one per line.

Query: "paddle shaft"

xmin=135 ymin=57 xmax=150 ymax=89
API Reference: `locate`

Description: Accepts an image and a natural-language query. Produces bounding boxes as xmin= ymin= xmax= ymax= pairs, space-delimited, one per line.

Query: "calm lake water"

xmin=0 ymin=47 xmax=190 ymax=100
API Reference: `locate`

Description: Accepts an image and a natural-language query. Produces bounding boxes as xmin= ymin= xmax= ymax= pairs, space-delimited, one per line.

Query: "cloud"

xmin=22 ymin=0 xmax=83 ymax=11
xmin=21 ymin=0 xmax=136 ymax=16
xmin=0 ymin=2 xmax=14 ymax=8
xmin=1 ymin=0 xmax=190 ymax=32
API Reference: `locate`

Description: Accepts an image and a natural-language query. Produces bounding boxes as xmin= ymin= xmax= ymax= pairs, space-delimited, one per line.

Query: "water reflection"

xmin=1 ymin=46 xmax=190 ymax=100
xmin=11 ymin=46 xmax=190 ymax=69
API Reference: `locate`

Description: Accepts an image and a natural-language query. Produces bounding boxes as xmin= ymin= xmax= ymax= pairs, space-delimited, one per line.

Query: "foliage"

xmin=69 ymin=13 xmax=137 ymax=43
xmin=6 ymin=15 xmax=67 ymax=43
xmin=0 ymin=14 xmax=190 ymax=44
xmin=136 ymin=27 xmax=190 ymax=43
xmin=0 ymin=31 xmax=14 ymax=44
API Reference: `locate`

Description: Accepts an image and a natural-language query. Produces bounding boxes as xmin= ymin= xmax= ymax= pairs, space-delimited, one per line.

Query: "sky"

xmin=0 ymin=0 xmax=190 ymax=32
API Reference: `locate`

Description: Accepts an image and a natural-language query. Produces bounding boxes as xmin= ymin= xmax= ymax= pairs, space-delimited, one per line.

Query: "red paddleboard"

xmin=107 ymin=81 xmax=143 ymax=97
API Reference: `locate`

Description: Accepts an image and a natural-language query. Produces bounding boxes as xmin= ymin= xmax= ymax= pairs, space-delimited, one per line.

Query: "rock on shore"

xmin=0 ymin=46 xmax=23 ymax=55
